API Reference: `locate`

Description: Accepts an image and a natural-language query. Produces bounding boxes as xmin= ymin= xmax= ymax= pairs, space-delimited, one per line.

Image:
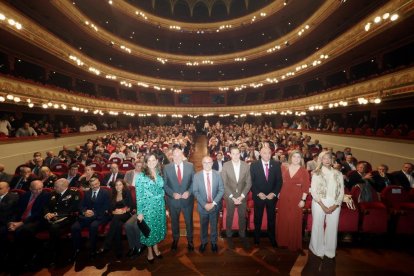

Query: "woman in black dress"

xmin=98 ymin=179 xmax=134 ymax=258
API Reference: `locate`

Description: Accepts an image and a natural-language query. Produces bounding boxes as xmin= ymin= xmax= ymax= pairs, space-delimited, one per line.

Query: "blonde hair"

xmin=287 ymin=150 xmax=305 ymax=167
xmin=314 ymin=151 xmax=332 ymax=175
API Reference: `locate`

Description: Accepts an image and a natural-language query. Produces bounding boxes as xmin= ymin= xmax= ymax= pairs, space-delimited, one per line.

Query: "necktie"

xmin=92 ymin=191 xmax=97 ymax=201
xmin=206 ymin=173 xmax=212 ymax=203
xmin=177 ymin=165 xmax=182 ymax=185
xmin=21 ymin=194 xmax=37 ymax=220
xmin=265 ymin=163 xmax=269 ymax=181
xmin=16 ymin=178 xmax=23 ymax=189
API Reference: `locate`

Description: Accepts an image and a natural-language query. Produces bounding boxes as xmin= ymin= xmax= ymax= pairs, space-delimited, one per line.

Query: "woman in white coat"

xmin=309 ymin=151 xmax=344 ymax=259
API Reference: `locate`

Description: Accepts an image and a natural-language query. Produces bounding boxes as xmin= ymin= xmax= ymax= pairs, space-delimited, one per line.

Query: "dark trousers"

xmin=225 ymin=200 xmax=247 ymax=238
xmin=253 ymin=199 xmax=276 ymax=242
xmin=0 ymin=224 xmax=9 ymax=258
xmin=170 ymin=204 xmax=193 ymax=242
xmin=124 ymin=215 xmax=142 ymax=250
xmin=71 ymin=216 xmax=110 ymax=252
xmin=47 ymin=217 xmax=75 ymax=258
xmin=199 ymin=209 xmax=219 ymax=244
xmin=103 ymin=213 xmax=131 ymax=253
xmin=14 ymin=221 xmax=43 ymax=261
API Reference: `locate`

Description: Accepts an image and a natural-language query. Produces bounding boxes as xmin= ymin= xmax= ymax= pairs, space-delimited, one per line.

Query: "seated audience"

xmin=9 ymin=180 xmax=50 ymax=266
xmin=43 ymin=178 xmax=80 ymax=266
xmin=98 ymin=180 xmax=134 ymax=259
xmin=10 ymin=166 xmax=36 ymax=191
xmin=372 ymin=164 xmax=392 ymax=193
xmin=39 ymin=166 xmax=58 ymax=188
xmin=306 ymin=153 xmax=319 ymax=171
xmin=341 ymin=154 xmax=357 ymax=175
xmin=0 ymin=182 xmax=19 ymax=259
xmin=15 ymin=122 xmax=38 ymax=137
xmin=44 ymin=151 xmax=61 ymax=168
xmin=70 ymin=177 xmax=111 ymax=261
xmin=346 ymin=162 xmax=374 ymax=190
xmin=62 ymin=164 xmax=81 ymax=187
xmin=392 ymin=163 xmax=414 ymax=190
xmin=103 ymin=163 xmax=124 ymax=187
xmin=124 ymin=160 xmax=143 ymax=186
xmin=109 ymin=147 xmax=126 ymax=162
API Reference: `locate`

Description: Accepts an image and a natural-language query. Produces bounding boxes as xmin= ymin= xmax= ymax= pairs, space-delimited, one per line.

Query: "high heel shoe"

xmin=153 ymin=246 xmax=163 ymax=259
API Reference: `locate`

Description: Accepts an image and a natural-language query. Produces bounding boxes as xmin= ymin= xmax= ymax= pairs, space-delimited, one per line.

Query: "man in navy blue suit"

xmin=8 ymin=180 xmax=50 ymax=265
xmin=250 ymin=147 xmax=283 ymax=247
xmin=70 ymin=177 xmax=111 ymax=260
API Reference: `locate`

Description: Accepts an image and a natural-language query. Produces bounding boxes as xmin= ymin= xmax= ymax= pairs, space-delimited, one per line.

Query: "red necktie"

xmin=265 ymin=163 xmax=269 ymax=181
xmin=206 ymin=173 xmax=212 ymax=203
xmin=21 ymin=194 xmax=37 ymax=220
xmin=177 ymin=165 xmax=182 ymax=185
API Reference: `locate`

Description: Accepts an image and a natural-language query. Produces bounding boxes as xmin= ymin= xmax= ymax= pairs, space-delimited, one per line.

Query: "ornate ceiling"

xmin=0 ymin=0 xmax=413 ymax=113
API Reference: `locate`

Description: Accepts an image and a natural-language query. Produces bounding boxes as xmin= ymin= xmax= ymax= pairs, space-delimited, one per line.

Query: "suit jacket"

xmin=0 ymin=192 xmax=19 ymax=225
xmin=81 ymin=188 xmax=111 ymax=220
xmin=16 ymin=191 xmax=50 ymax=223
xmin=62 ymin=173 xmax=80 ymax=187
xmin=392 ymin=170 xmax=413 ymax=190
xmin=44 ymin=189 xmax=80 ymax=217
xmin=0 ymin=172 xmax=12 ymax=183
xmin=212 ymin=159 xmax=227 ymax=172
xmin=221 ymin=160 xmax=252 ymax=199
xmin=44 ymin=157 xmax=61 ymax=168
xmin=250 ymin=160 xmax=283 ymax=202
xmin=102 ymin=172 xmax=125 ymax=187
xmin=193 ymin=170 xmax=224 ymax=215
xmin=341 ymin=161 xmax=356 ymax=175
xmin=164 ymin=161 xmax=195 ymax=209
xmin=10 ymin=175 xmax=36 ymax=191
xmin=123 ymin=170 xmax=137 ymax=186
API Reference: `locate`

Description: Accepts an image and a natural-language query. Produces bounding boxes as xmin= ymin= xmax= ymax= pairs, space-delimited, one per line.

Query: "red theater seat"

xmin=51 ymin=163 xmax=68 ymax=173
xmin=120 ymin=161 xmax=134 ymax=172
xmin=395 ymin=202 xmax=414 ymax=234
xmin=338 ymin=203 xmax=359 ymax=232
xmin=109 ymin=157 xmax=122 ymax=164
xmin=222 ymin=207 xmax=242 ymax=231
xmin=89 ymin=162 xmax=103 ymax=172
xmin=381 ymin=185 xmax=408 ymax=209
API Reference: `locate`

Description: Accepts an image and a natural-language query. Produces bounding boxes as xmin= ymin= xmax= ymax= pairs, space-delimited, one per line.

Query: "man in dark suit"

xmin=392 ymin=163 xmax=414 ymax=190
xmin=347 ymin=162 xmax=374 ymax=190
xmin=239 ymin=144 xmax=249 ymax=161
xmin=70 ymin=177 xmax=111 ymax=260
xmin=10 ymin=166 xmax=36 ymax=191
xmin=8 ymin=180 xmax=50 ymax=265
xmin=212 ymin=151 xmax=226 ymax=172
xmin=44 ymin=151 xmax=61 ymax=169
xmin=0 ymin=164 xmax=12 ymax=183
xmin=102 ymin=163 xmax=124 ymax=187
xmin=341 ymin=154 xmax=357 ymax=175
xmin=164 ymin=148 xmax=195 ymax=252
xmin=193 ymin=156 xmax=224 ymax=253
xmin=250 ymin=147 xmax=283 ymax=247
xmin=0 ymin=182 xmax=19 ymax=259
xmin=221 ymin=146 xmax=252 ymax=249
xmin=62 ymin=164 xmax=81 ymax=187
xmin=44 ymin=178 xmax=80 ymax=265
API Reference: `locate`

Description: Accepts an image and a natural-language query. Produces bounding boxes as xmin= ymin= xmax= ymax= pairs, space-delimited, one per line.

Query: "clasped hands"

xmin=83 ymin=209 xmax=95 ymax=217
xmin=319 ymin=203 xmax=338 ymax=214
xmin=204 ymin=202 xmax=215 ymax=211
xmin=7 ymin=221 xmax=23 ymax=231
xmin=44 ymin=212 xmax=57 ymax=221
xmin=173 ymin=191 xmax=190 ymax=200
xmin=257 ymin=192 xmax=276 ymax=201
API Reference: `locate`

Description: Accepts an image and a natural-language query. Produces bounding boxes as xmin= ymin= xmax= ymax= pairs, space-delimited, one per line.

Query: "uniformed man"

xmin=44 ymin=178 xmax=80 ymax=266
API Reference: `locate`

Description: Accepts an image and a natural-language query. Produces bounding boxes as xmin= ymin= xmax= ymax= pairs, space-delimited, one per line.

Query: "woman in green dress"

xmin=136 ymin=154 xmax=166 ymax=263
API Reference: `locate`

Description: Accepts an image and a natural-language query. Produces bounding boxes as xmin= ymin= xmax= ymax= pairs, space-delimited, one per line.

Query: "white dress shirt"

xmin=232 ymin=161 xmax=240 ymax=183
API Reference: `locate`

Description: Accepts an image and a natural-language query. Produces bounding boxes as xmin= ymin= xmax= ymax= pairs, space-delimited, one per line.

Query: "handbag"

xmin=137 ymin=219 xmax=151 ymax=238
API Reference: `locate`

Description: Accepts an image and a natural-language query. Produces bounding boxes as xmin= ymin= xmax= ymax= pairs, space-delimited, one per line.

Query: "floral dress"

xmin=135 ymin=172 xmax=166 ymax=246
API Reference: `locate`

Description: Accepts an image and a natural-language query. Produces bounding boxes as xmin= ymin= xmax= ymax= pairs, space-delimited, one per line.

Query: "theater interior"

xmin=0 ymin=0 xmax=414 ymax=275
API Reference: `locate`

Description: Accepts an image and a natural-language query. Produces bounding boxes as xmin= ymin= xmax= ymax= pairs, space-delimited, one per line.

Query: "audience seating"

xmin=88 ymin=162 xmax=103 ymax=172
xmin=51 ymin=163 xmax=69 ymax=174
xmin=109 ymin=157 xmax=122 ymax=164
xmin=120 ymin=161 xmax=134 ymax=173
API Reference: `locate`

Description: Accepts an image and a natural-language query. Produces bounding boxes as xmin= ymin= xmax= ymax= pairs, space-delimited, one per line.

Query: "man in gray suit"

xmin=164 ymin=148 xmax=195 ymax=251
xmin=221 ymin=146 xmax=252 ymax=249
xmin=123 ymin=159 xmax=143 ymax=186
xmin=193 ymin=156 xmax=224 ymax=253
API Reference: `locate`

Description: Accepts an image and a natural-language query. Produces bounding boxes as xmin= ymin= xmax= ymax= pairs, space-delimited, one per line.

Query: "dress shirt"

xmin=174 ymin=162 xmax=184 ymax=177
xmin=232 ymin=161 xmax=240 ymax=183
xmin=403 ymin=171 xmax=414 ymax=188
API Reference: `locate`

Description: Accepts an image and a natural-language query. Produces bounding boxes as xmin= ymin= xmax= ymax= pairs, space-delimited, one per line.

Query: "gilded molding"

xmin=0 ymin=0 xmax=412 ymax=91
xmin=1 ymin=68 xmax=413 ymax=114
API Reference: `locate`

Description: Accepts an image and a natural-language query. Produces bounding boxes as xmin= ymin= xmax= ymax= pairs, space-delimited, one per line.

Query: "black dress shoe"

xmin=211 ymin=243 xmax=218 ymax=253
xmin=68 ymin=250 xmax=80 ymax=263
xmin=199 ymin=243 xmax=207 ymax=253
xmin=171 ymin=240 xmax=178 ymax=251
xmin=187 ymin=242 xmax=194 ymax=252
xmin=97 ymin=248 xmax=110 ymax=256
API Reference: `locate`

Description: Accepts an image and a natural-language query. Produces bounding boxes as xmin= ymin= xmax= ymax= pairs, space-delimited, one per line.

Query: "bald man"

xmin=44 ymin=178 xmax=80 ymax=265
xmin=9 ymin=180 xmax=50 ymax=266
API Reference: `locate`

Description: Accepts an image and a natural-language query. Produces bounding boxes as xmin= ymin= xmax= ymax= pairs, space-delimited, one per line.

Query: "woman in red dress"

xmin=276 ymin=150 xmax=310 ymax=252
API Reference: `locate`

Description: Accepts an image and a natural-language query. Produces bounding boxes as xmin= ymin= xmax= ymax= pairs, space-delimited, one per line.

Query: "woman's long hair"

xmin=142 ymin=153 xmax=163 ymax=180
xmin=314 ymin=151 xmax=332 ymax=175
xmin=111 ymin=179 xmax=128 ymax=201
